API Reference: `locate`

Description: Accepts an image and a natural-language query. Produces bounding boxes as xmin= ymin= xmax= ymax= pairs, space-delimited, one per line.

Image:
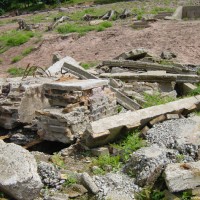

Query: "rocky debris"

xmin=146 ymin=117 xmax=200 ymax=160
xmin=36 ymin=79 xmax=117 ymax=143
xmin=0 ymin=76 xmax=53 ymax=129
xmin=91 ymin=147 xmax=110 ymax=156
xmin=132 ymin=20 xmax=151 ymax=29
xmin=154 ymin=12 xmax=173 ymax=19
xmin=94 ymin=172 xmax=140 ymax=200
xmin=44 ymin=193 xmax=69 ymax=200
xmin=161 ymin=51 xmax=177 ymax=60
xmin=164 ymin=161 xmax=200 ymax=192
xmin=31 ymin=151 xmax=51 ymax=163
xmin=52 ymin=52 xmax=62 ymax=64
xmin=83 ymin=95 xmax=200 ymax=147
xmin=48 ymin=16 xmax=71 ymax=31
xmin=64 ymin=184 xmax=88 ymax=198
xmin=81 ymin=172 xmax=99 ymax=194
xmin=124 ymin=145 xmax=171 ymax=187
xmin=0 ymin=140 xmax=43 ymax=200
xmin=38 ymin=161 xmax=64 ymax=189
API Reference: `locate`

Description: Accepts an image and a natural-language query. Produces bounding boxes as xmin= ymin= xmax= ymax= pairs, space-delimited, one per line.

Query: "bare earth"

xmin=1 ymin=19 xmax=200 ymax=76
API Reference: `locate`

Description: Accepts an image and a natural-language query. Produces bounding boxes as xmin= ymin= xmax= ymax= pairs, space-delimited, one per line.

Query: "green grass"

xmin=142 ymin=92 xmax=176 ymax=108
xmin=189 ymin=85 xmax=200 ymax=96
xmin=22 ymin=46 xmax=34 ymax=56
xmin=11 ymin=55 xmax=23 ymax=63
xmin=150 ymin=7 xmax=175 ymax=14
xmin=50 ymin=153 xmax=66 ymax=169
xmin=92 ymin=154 xmax=121 ymax=172
xmin=57 ymin=21 xmax=112 ymax=35
xmin=7 ymin=67 xmax=25 ymax=76
xmin=0 ymin=30 xmax=34 ymax=54
xmin=80 ymin=61 xmax=99 ymax=70
xmin=112 ymin=130 xmax=146 ymax=162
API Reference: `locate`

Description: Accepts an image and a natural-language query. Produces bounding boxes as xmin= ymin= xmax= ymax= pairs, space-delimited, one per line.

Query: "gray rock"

xmin=125 ymin=145 xmax=169 ymax=187
xmin=45 ymin=193 xmax=69 ymax=200
xmin=65 ymin=184 xmax=87 ymax=198
xmin=81 ymin=172 xmax=99 ymax=194
xmin=161 ymin=51 xmax=176 ymax=60
xmin=0 ymin=140 xmax=43 ymax=200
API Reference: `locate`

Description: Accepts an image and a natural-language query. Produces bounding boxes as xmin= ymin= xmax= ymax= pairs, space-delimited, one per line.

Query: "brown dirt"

xmin=1 ymin=19 xmax=200 ymax=77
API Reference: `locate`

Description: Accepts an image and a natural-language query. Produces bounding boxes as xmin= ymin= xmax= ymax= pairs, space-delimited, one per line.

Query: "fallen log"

xmin=102 ymin=60 xmax=194 ymax=74
xmin=83 ymin=95 xmax=200 ymax=147
xmin=100 ymin=72 xmax=200 ymax=83
xmin=48 ymin=16 xmax=71 ymax=31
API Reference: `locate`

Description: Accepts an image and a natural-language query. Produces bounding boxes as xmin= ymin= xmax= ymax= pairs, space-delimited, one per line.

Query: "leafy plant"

xmin=50 ymin=153 xmax=65 ymax=169
xmin=142 ymin=92 xmax=175 ymax=108
xmin=181 ymin=191 xmax=192 ymax=200
xmin=176 ymin=154 xmax=185 ymax=163
xmin=189 ymin=85 xmax=200 ymax=96
xmin=11 ymin=55 xmax=22 ymax=63
xmin=135 ymin=188 xmax=165 ymax=200
xmin=63 ymin=174 xmax=77 ymax=187
xmin=92 ymin=154 xmax=121 ymax=172
xmin=112 ymin=131 xmax=146 ymax=161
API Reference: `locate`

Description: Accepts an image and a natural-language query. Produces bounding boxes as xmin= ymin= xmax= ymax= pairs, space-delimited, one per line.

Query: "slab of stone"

xmin=164 ymin=161 xmax=200 ymax=192
xmin=83 ymin=95 xmax=200 ymax=147
xmin=91 ymin=147 xmax=110 ymax=156
xmin=43 ymin=79 xmax=108 ymax=91
xmin=0 ymin=140 xmax=43 ymax=200
xmin=166 ymin=114 xmax=179 ymax=120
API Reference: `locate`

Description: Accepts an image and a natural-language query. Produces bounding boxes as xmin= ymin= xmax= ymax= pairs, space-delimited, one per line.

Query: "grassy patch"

xmin=0 ymin=30 xmax=34 ymax=54
xmin=80 ymin=61 xmax=98 ymax=70
xmin=63 ymin=173 xmax=78 ymax=187
xmin=7 ymin=67 xmax=25 ymax=76
xmin=11 ymin=55 xmax=23 ymax=63
xmin=50 ymin=153 xmax=66 ymax=169
xmin=142 ymin=92 xmax=175 ymax=108
xmin=189 ymin=85 xmax=200 ymax=96
xmin=112 ymin=131 xmax=146 ymax=161
xmin=150 ymin=7 xmax=175 ymax=14
xmin=92 ymin=154 xmax=121 ymax=172
xmin=22 ymin=46 xmax=34 ymax=56
xmin=57 ymin=21 xmax=112 ymax=35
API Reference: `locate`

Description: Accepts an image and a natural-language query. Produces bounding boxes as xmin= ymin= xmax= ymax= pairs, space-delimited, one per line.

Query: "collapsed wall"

xmin=36 ymin=79 xmax=117 ymax=143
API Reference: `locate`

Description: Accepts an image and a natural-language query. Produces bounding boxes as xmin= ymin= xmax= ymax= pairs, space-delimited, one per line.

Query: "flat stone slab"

xmin=164 ymin=161 xmax=200 ymax=192
xmin=43 ymin=79 xmax=108 ymax=91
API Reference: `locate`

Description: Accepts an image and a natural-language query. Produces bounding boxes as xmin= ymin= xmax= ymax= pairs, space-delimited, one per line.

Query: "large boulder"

xmin=0 ymin=140 xmax=43 ymax=200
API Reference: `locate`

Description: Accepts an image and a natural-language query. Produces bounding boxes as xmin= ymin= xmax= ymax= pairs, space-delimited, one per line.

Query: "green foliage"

xmin=92 ymin=155 xmax=121 ymax=172
xmin=142 ymin=92 xmax=175 ymax=108
xmin=80 ymin=61 xmax=98 ymax=70
xmin=92 ymin=167 xmax=105 ymax=175
xmin=189 ymin=85 xmax=200 ymax=96
xmin=57 ymin=21 xmax=112 ymax=35
xmin=11 ymin=55 xmax=22 ymax=63
xmin=22 ymin=46 xmax=34 ymax=56
xmin=63 ymin=173 xmax=77 ymax=187
xmin=51 ymin=153 xmax=65 ymax=169
xmin=112 ymin=131 xmax=146 ymax=161
xmin=135 ymin=188 xmax=165 ymax=200
xmin=7 ymin=67 xmax=25 ymax=76
xmin=150 ymin=7 xmax=174 ymax=14
xmin=0 ymin=191 xmax=5 ymax=198
xmin=181 ymin=191 xmax=192 ymax=200
xmin=0 ymin=30 xmax=34 ymax=53
xmin=176 ymin=154 xmax=185 ymax=163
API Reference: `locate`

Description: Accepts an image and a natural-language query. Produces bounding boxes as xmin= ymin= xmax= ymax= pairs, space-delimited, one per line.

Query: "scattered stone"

xmin=45 ymin=193 xmax=69 ymax=200
xmin=52 ymin=52 xmax=62 ymax=64
xmin=164 ymin=161 xmax=200 ymax=192
xmin=65 ymin=184 xmax=87 ymax=198
xmin=91 ymin=147 xmax=110 ymax=156
xmin=81 ymin=172 xmax=99 ymax=194
xmin=38 ymin=162 xmax=64 ymax=189
xmin=0 ymin=140 xmax=43 ymax=200
xmin=31 ymin=151 xmax=51 ymax=163
xmin=89 ymin=20 xmax=104 ymax=26
xmin=166 ymin=113 xmax=180 ymax=120
xmin=161 ymin=51 xmax=176 ymax=60
xmin=124 ymin=145 xmax=169 ymax=187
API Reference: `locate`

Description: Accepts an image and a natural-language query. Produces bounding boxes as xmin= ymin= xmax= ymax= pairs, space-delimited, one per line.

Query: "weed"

xmin=142 ymin=92 xmax=175 ymax=108
xmin=0 ymin=30 xmax=34 ymax=53
xmin=176 ymin=154 xmax=185 ymax=163
xmin=189 ymin=85 xmax=200 ymax=96
xmin=11 ymin=55 xmax=23 ymax=63
xmin=181 ymin=191 xmax=192 ymax=200
xmin=63 ymin=174 xmax=77 ymax=187
xmin=112 ymin=130 xmax=146 ymax=161
xmin=22 ymin=46 xmax=34 ymax=56
xmin=92 ymin=167 xmax=105 ymax=175
xmin=50 ymin=153 xmax=66 ymax=169
xmin=7 ymin=67 xmax=25 ymax=76
xmin=57 ymin=21 xmax=112 ymax=35
xmin=135 ymin=188 xmax=165 ymax=200
xmin=92 ymin=154 xmax=121 ymax=172
xmin=80 ymin=61 xmax=98 ymax=70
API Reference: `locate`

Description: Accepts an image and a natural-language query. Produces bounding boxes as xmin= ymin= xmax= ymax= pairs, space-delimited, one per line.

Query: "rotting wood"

xmin=102 ymin=60 xmax=195 ymax=74
xmin=62 ymin=62 xmax=141 ymax=111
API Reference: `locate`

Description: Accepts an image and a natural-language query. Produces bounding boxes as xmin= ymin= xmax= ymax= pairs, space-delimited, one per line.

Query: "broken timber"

xmin=102 ymin=60 xmax=195 ymax=74
xmin=100 ymin=72 xmax=200 ymax=83
xmin=62 ymin=63 xmax=140 ymax=111
xmin=83 ymin=95 xmax=200 ymax=147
